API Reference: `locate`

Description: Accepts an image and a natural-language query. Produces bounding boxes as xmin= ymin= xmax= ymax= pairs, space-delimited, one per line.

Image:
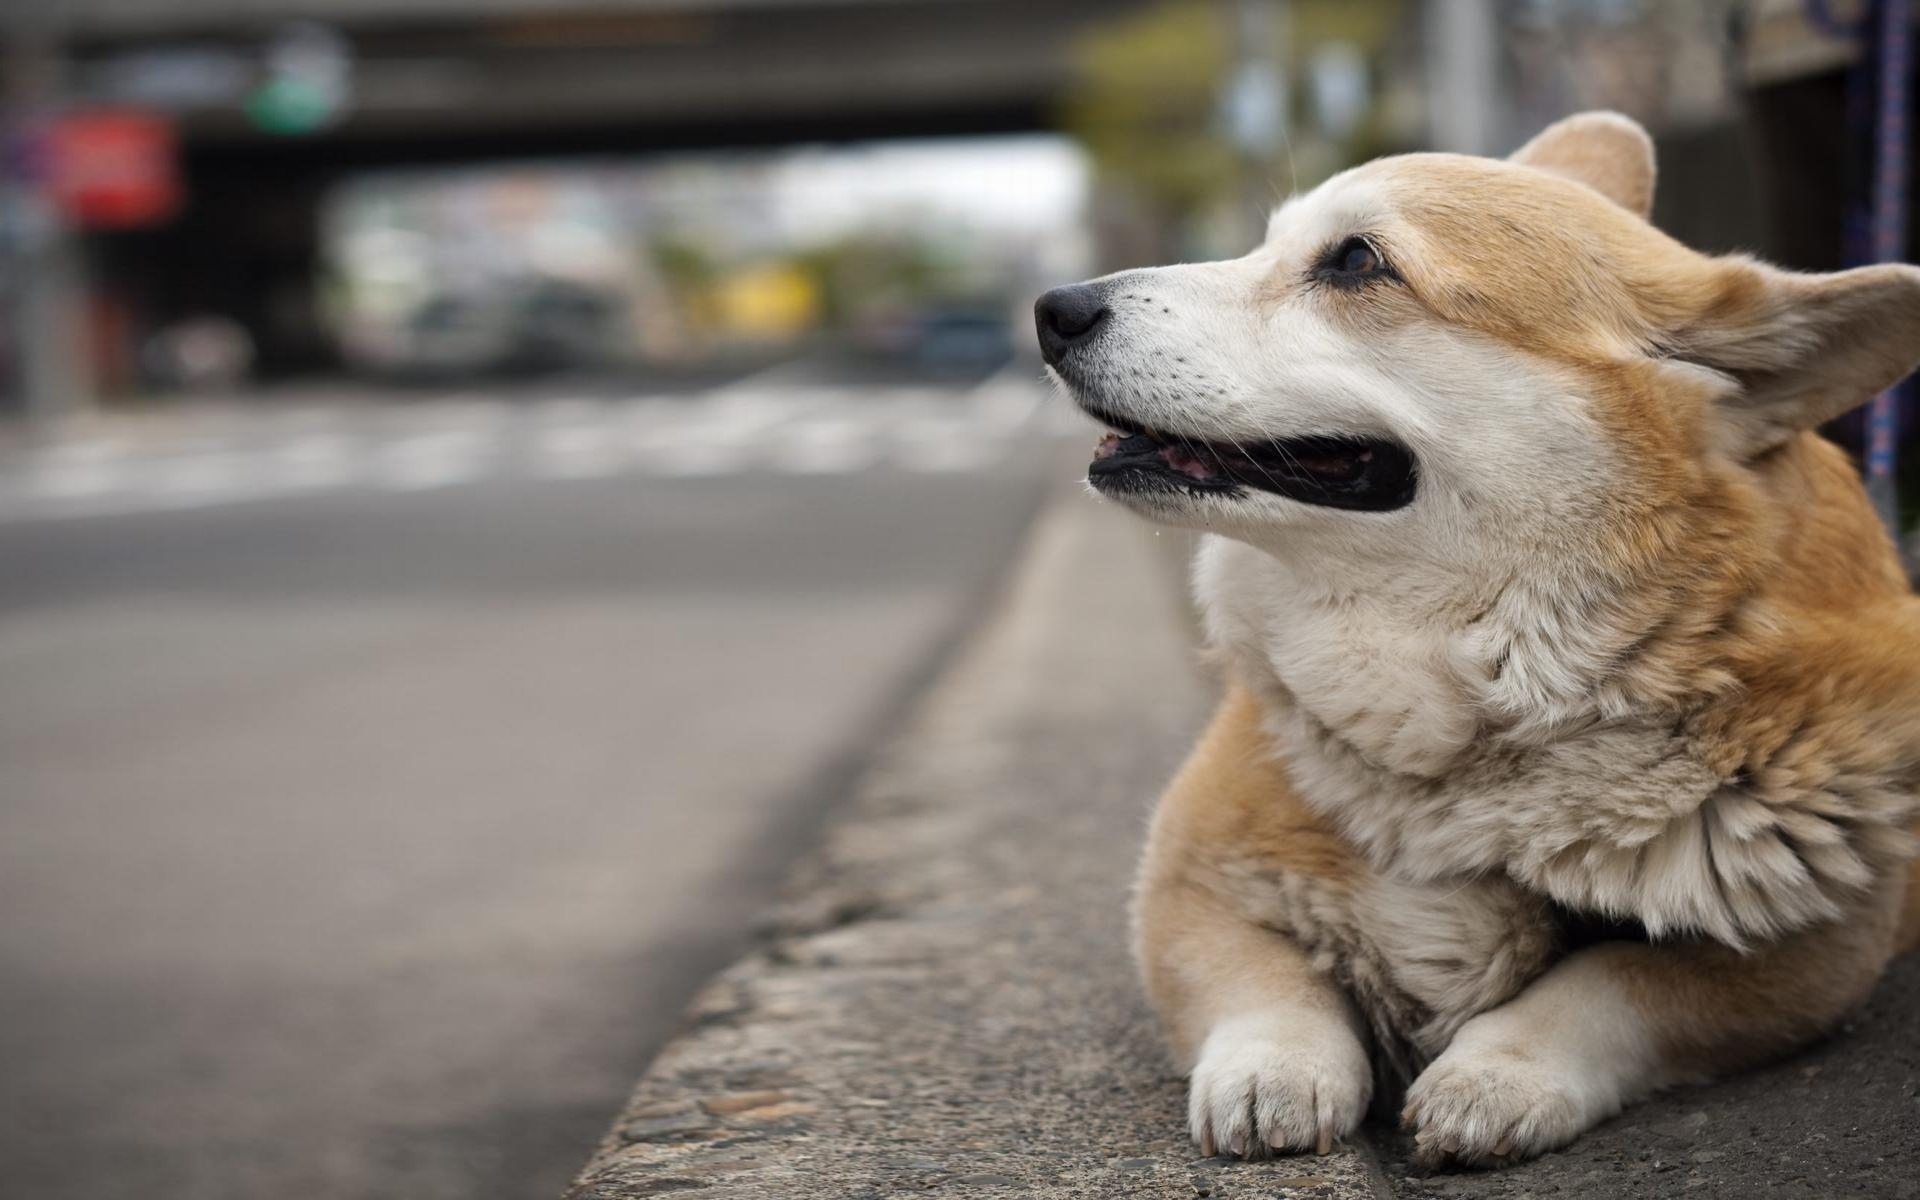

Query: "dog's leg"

xmin=1137 ymin=868 xmax=1373 ymax=1157
xmin=1403 ymin=879 xmax=1904 ymax=1167
xmin=1133 ymin=687 xmax=1374 ymax=1157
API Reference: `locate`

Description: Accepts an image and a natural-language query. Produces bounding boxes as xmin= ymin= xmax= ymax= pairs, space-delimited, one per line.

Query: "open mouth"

xmin=1084 ymin=406 xmax=1417 ymax=512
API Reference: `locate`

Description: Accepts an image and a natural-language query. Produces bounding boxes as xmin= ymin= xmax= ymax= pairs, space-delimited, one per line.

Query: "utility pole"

xmin=1 ymin=13 xmax=93 ymax=429
xmin=1223 ymin=0 xmax=1291 ymax=244
xmin=1424 ymin=0 xmax=1503 ymax=155
xmin=1865 ymin=0 xmax=1911 ymax=537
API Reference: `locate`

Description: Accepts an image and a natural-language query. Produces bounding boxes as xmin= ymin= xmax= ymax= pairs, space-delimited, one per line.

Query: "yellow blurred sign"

xmin=710 ymin=263 xmax=820 ymax=340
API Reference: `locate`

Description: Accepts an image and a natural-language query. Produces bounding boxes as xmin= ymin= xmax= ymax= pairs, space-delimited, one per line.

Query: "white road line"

xmin=530 ymin=424 xmax=632 ymax=479
xmin=37 ymin=438 xmax=137 ymax=466
xmin=24 ymin=459 xmax=123 ymax=500
xmin=373 ymin=430 xmax=497 ymax=491
xmin=269 ymin=406 xmax=351 ymax=435
xmin=765 ymin=417 xmax=878 ymax=474
xmin=901 ymin=441 xmax=1001 ymax=472
xmin=621 ymin=418 xmax=762 ymax=476
xmin=532 ymin=397 xmax=611 ymax=426
xmin=650 ymin=445 xmax=754 ymax=477
xmin=412 ymin=395 xmax=513 ymax=430
xmin=271 ymin=434 xmax=360 ymax=490
xmin=147 ymin=453 xmax=252 ymax=499
xmin=611 ymin=384 xmax=819 ymax=472
xmin=769 ymin=444 xmax=879 ymax=474
xmin=0 ymin=370 xmax=1036 ymax=521
xmin=889 ymin=413 xmax=988 ymax=473
xmin=963 ymin=363 xmax=1050 ymax=432
xmin=1039 ymin=402 xmax=1085 ymax=435
xmin=700 ymin=393 xmax=807 ymax=441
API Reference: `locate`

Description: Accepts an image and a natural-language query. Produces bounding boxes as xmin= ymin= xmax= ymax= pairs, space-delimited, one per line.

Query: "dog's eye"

xmin=1338 ymin=240 xmax=1380 ymax=274
xmin=1318 ymin=236 xmax=1393 ymax=286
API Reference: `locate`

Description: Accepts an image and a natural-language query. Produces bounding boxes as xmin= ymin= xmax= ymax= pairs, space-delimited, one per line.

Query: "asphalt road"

xmin=0 ymin=364 xmax=1063 ymax=1200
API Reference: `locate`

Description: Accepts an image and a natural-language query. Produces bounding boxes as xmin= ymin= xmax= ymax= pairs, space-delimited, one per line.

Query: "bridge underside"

xmin=69 ymin=0 xmax=1141 ymax=375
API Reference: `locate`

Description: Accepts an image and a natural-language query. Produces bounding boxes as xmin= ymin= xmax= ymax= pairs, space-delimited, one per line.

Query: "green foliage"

xmin=1059 ymin=0 xmax=1239 ymax=216
xmin=649 ymin=235 xmax=717 ymax=292
xmin=797 ymin=234 xmax=988 ymax=326
xmin=1060 ymin=0 xmax=1411 ymax=225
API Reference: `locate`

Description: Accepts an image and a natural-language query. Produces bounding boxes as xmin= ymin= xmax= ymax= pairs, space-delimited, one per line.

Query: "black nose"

xmin=1034 ymin=284 xmax=1108 ymax=365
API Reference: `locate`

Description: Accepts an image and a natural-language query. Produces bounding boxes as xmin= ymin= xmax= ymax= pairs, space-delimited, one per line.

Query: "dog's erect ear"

xmin=1509 ymin=111 xmax=1656 ymax=220
xmin=1671 ymin=260 xmax=1920 ymax=457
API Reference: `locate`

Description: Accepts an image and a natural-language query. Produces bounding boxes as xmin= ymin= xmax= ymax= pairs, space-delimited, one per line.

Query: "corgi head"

xmin=1037 ymin=112 xmax=1920 ymax=581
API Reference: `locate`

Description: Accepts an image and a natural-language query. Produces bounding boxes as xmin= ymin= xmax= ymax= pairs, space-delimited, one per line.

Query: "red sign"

xmin=50 ymin=111 xmax=182 ymax=230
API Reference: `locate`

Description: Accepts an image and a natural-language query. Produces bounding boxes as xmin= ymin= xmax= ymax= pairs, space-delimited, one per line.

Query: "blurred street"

xmin=0 ymin=360 xmax=1066 ymax=1200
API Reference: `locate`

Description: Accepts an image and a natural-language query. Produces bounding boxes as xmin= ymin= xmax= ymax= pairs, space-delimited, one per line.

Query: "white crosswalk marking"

xmin=0 ymin=364 xmax=1060 ymax=522
xmin=767 ymin=416 xmax=878 ymax=474
xmin=274 ymin=434 xmax=359 ymax=490
xmin=149 ymin=454 xmax=251 ymax=502
xmin=25 ymin=459 xmax=121 ymax=500
xmin=375 ymin=430 xmax=497 ymax=491
xmin=532 ymin=423 xmax=633 ymax=479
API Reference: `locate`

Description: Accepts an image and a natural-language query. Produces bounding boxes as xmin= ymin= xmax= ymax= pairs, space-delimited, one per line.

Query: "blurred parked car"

xmin=848 ymin=303 xmax=1014 ymax=373
xmin=912 ymin=305 xmax=1014 ymax=371
xmin=141 ymin=315 xmax=256 ymax=393
xmin=350 ymin=278 xmax=625 ymax=379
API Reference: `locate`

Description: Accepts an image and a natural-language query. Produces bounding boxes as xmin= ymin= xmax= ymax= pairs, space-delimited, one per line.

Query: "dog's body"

xmin=1036 ymin=113 xmax=1920 ymax=1165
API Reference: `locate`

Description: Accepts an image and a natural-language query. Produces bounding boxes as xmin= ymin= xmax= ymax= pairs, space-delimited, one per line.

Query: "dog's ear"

xmin=1669 ymin=259 xmax=1920 ymax=457
xmin=1509 ymin=111 xmax=1655 ymax=220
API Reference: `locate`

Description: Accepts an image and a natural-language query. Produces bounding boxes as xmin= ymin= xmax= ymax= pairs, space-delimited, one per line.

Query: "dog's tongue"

xmin=1094 ymin=431 xmax=1219 ymax=481
xmin=1160 ymin=442 xmax=1216 ymax=480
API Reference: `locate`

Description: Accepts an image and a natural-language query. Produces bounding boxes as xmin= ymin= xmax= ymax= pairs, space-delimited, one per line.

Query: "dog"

xmin=1035 ymin=111 xmax=1920 ymax=1167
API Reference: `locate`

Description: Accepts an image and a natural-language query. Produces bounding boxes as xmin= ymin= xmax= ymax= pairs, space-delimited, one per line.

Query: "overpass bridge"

xmin=59 ymin=0 xmax=1142 ymax=163
xmin=18 ymin=0 xmax=1150 ymax=376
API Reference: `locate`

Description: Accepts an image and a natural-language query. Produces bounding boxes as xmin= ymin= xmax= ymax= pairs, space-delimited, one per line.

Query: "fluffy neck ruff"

xmin=1198 ymin=442 xmax=1920 ymax=948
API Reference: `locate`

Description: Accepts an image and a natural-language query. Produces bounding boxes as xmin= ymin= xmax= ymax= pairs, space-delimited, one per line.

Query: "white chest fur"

xmin=1193 ymin=535 xmax=1916 ymax=949
xmin=1195 ymin=537 xmax=1483 ymax=779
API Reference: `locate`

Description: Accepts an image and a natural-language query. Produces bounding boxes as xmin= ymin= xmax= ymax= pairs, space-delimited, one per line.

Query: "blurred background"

xmin=0 ymin=2 xmax=1914 ymax=1199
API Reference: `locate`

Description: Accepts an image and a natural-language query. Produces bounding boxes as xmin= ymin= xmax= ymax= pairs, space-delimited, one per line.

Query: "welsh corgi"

xmin=1036 ymin=111 xmax=1920 ymax=1166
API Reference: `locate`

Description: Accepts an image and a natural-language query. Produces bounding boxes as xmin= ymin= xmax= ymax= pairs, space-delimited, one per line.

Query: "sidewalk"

xmin=566 ymin=484 xmax=1920 ymax=1200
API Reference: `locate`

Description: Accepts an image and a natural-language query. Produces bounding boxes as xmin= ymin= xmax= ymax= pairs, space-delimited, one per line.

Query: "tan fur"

xmin=1508 ymin=111 xmax=1657 ymax=219
xmin=1901 ymin=857 xmax=1920 ymax=955
xmin=1068 ymin=113 xmax=1920 ymax=1167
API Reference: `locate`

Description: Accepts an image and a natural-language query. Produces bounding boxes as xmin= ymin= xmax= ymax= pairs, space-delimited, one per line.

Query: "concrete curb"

xmin=563 ymin=488 xmax=1383 ymax=1199
xmin=566 ymin=485 xmax=1920 ymax=1200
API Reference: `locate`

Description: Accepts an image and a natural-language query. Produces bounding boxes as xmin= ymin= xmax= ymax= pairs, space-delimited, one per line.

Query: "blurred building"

xmin=1 ymin=0 xmax=1148 ymax=404
xmin=1420 ymin=0 xmax=1916 ymax=523
xmin=3 ymin=0 xmax=1917 ymax=443
xmin=316 ymin=135 xmax=1090 ymax=377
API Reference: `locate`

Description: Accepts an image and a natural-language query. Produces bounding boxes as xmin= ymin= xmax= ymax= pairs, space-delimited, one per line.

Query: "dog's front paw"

xmin=1187 ymin=1012 xmax=1372 ymax=1158
xmin=1403 ymin=1019 xmax=1620 ymax=1168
